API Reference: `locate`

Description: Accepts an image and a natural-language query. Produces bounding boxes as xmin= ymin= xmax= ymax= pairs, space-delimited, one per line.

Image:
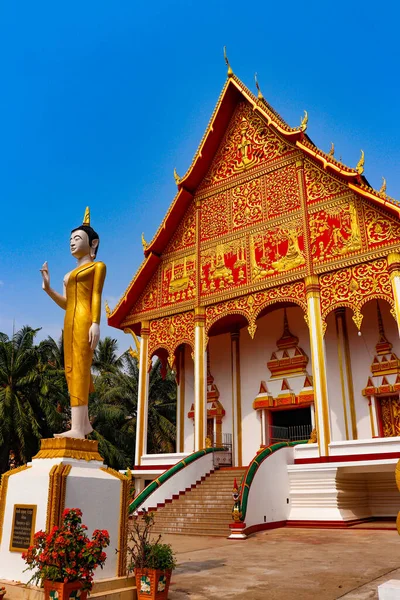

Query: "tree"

xmin=0 ymin=327 xmax=64 ymax=473
xmin=93 ymin=337 xmax=125 ymax=374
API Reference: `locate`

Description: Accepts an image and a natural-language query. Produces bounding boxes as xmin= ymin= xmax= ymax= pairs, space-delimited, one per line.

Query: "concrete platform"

xmin=161 ymin=528 xmax=400 ymax=599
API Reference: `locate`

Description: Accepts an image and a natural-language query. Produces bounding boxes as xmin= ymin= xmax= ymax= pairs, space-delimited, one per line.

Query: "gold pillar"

xmin=335 ymin=308 xmax=357 ymax=440
xmin=305 ymin=276 xmax=331 ymax=456
xmin=194 ymin=308 xmax=207 ymax=451
xmin=231 ymin=331 xmax=242 ymax=466
xmin=135 ymin=321 xmax=149 ymax=466
xmin=388 ymin=252 xmax=400 ymax=337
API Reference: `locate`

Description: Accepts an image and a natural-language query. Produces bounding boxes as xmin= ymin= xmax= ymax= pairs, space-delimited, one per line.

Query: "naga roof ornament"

xmin=254 ymin=73 xmax=264 ymax=100
xmin=380 ymin=177 xmax=387 ymax=196
xmin=356 ymin=149 xmax=365 ymax=175
xmin=299 ymin=110 xmax=308 ymax=132
xmin=328 ymin=142 xmax=335 ymax=156
xmin=173 ymin=168 xmax=181 ymax=185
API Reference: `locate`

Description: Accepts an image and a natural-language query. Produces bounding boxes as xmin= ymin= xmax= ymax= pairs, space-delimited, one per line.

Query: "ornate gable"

xmin=199 ymin=102 xmax=295 ymax=190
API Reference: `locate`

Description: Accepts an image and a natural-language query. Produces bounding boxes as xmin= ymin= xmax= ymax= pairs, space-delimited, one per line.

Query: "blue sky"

xmin=1 ymin=1 xmax=399 ymax=354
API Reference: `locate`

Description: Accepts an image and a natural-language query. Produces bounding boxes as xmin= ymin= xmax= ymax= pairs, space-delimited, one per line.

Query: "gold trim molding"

xmin=0 ymin=465 xmax=31 ymax=545
xmin=33 ymin=438 xmax=103 ymax=462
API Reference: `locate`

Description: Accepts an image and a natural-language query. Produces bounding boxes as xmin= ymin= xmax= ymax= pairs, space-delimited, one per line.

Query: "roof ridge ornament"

xmin=141 ymin=232 xmax=148 ymax=251
xmin=254 ymin=73 xmax=264 ymax=100
xmin=299 ymin=110 xmax=308 ymax=132
xmin=328 ymin=142 xmax=335 ymax=157
xmin=173 ymin=168 xmax=181 ymax=185
xmin=380 ymin=176 xmax=387 ymax=196
xmin=223 ymin=46 xmax=233 ymax=78
xmin=356 ymin=149 xmax=365 ymax=175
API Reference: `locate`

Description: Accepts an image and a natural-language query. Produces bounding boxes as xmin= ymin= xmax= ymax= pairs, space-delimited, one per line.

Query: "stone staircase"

xmin=149 ymin=467 xmax=247 ymax=537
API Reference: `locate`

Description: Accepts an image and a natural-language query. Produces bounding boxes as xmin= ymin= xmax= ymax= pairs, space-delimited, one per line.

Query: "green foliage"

xmin=128 ymin=511 xmax=176 ymax=572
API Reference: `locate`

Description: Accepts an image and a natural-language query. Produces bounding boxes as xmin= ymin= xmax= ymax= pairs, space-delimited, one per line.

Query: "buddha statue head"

xmin=70 ymin=207 xmax=99 ymax=259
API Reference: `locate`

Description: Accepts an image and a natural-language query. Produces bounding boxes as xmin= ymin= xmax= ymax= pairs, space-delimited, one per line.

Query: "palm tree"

xmin=0 ymin=327 xmax=64 ymax=473
xmin=93 ymin=337 xmax=125 ymax=374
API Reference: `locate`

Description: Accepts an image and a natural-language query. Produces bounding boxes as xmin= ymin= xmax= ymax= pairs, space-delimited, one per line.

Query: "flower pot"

xmin=44 ymin=580 xmax=88 ymax=600
xmin=0 ymin=591 xmax=6 ymax=600
xmin=135 ymin=568 xmax=172 ymax=600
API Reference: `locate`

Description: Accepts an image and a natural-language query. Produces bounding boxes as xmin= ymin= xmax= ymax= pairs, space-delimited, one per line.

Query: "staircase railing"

xmin=130 ymin=446 xmax=225 ymax=514
xmin=235 ymin=440 xmax=308 ymax=523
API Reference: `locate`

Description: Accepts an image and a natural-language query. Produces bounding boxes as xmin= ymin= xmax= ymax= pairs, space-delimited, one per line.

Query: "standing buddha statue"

xmin=40 ymin=207 xmax=106 ymax=438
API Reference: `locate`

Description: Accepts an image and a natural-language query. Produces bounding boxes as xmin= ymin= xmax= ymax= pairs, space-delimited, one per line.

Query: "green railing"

xmin=239 ymin=440 xmax=308 ymax=522
xmin=129 ymin=447 xmax=225 ymax=514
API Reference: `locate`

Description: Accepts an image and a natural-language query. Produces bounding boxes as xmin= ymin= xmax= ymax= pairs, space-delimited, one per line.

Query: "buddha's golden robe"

xmin=64 ymin=261 xmax=106 ymax=406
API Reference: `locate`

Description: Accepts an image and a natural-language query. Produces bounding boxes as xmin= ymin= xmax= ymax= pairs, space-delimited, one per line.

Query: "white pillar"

xmin=230 ymin=331 xmax=243 ymax=466
xmin=260 ymin=410 xmax=265 ymax=446
xmin=135 ymin=321 xmax=150 ymax=466
xmin=388 ymin=252 xmax=400 ymax=338
xmin=194 ymin=308 xmax=207 ymax=451
xmin=305 ymin=276 xmax=331 ymax=456
xmin=335 ymin=308 xmax=357 ymax=440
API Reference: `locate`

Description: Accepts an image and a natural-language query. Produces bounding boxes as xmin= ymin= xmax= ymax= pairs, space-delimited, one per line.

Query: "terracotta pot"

xmin=43 ymin=580 xmax=88 ymax=600
xmin=135 ymin=568 xmax=172 ymax=600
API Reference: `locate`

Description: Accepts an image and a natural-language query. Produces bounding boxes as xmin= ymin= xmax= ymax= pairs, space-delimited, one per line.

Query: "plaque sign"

xmin=9 ymin=504 xmax=37 ymax=552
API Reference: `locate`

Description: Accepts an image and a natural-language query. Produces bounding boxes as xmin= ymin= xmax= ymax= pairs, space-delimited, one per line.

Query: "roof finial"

xmin=356 ymin=150 xmax=365 ymax=175
xmin=173 ymin=168 xmax=181 ymax=185
xmin=254 ymin=73 xmax=263 ymax=100
xmin=328 ymin=142 xmax=335 ymax=157
xmin=105 ymin=300 xmax=111 ymax=318
xmin=380 ymin=176 xmax=387 ymax=196
xmin=299 ymin=110 xmax=308 ymax=132
xmin=223 ymin=46 xmax=233 ymax=78
xmin=141 ymin=233 xmax=148 ymax=251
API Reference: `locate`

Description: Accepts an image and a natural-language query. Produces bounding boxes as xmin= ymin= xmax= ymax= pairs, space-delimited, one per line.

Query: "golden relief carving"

xmin=165 ymin=204 xmax=196 ymax=253
xmin=200 ymin=192 xmax=229 ymax=241
xmin=162 ymin=254 xmax=196 ymax=305
xmin=205 ymin=282 xmax=307 ymax=339
xmin=264 ymin=164 xmax=300 ymax=218
xmin=380 ymin=397 xmax=400 ymax=437
xmin=201 ymin=239 xmax=247 ymax=294
xmin=232 ymin=178 xmax=263 ymax=229
xmin=364 ymin=205 xmax=400 ymax=247
xmin=202 ymin=102 xmax=291 ymax=186
xmin=319 ymin=259 xmax=394 ymax=323
xmin=304 ymin=160 xmax=348 ymax=203
xmin=309 ymin=199 xmax=362 ymax=262
xmin=135 ymin=276 xmax=159 ymax=313
xmin=148 ymin=311 xmax=195 ymax=368
xmin=250 ymin=220 xmax=305 ymax=281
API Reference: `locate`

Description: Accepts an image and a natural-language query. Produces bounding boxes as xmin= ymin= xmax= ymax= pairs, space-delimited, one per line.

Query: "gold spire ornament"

xmin=173 ymin=168 xmax=181 ymax=185
xmin=380 ymin=176 xmax=387 ymax=195
xmin=328 ymin=142 xmax=335 ymax=156
xmin=223 ymin=46 xmax=233 ymax=77
xmin=105 ymin=300 xmax=111 ymax=318
xmin=254 ymin=73 xmax=264 ymax=100
xmin=83 ymin=206 xmax=90 ymax=226
xmin=300 ymin=110 xmax=308 ymax=132
xmin=356 ymin=150 xmax=365 ymax=175
xmin=141 ymin=233 xmax=148 ymax=251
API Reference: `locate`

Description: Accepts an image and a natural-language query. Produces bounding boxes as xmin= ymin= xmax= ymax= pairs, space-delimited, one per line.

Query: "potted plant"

xmin=22 ymin=508 xmax=110 ymax=600
xmin=0 ymin=586 xmax=6 ymax=600
xmin=128 ymin=510 xmax=176 ymax=600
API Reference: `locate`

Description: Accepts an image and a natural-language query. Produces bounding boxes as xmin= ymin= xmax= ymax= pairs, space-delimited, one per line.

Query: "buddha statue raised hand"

xmin=40 ymin=207 xmax=106 ymax=438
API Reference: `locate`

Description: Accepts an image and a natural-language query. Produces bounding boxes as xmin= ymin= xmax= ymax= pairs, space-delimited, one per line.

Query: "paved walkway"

xmin=161 ymin=528 xmax=400 ymax=600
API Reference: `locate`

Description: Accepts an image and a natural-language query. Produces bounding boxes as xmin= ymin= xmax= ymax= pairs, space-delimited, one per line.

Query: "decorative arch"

xmin=205 ymin=281 xmax=307 ymax=339
xmin=319 ymin=258 xmax=394 ymax=331
xmin=147 ymin=311 xmax=195 ymax=369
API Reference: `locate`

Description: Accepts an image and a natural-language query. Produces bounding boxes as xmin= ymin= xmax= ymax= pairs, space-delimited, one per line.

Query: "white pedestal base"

xmin=378 ymin=580 xmax=400 ymax=599
xmin=0 ymin=439 xmax=130 ymax=584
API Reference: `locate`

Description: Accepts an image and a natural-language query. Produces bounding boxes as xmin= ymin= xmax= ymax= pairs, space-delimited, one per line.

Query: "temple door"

xmin=207 ymin=418 xmax=214 ymax=445
xmin=379 ymin=396 xmax=400 ymax=437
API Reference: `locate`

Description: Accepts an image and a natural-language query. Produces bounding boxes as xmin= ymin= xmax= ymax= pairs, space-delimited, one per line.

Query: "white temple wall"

xmin=240 ymin=306 xmax=310 ymax=465
xmin=208 ymin=333 xmax=233 ymax=439
xmin=183 ymin=344 xmax=195 ymax=453
xmin=325 ymin=312 xmax=347 ymax=442
xmin=347 ymin=300 xmax=399 ymax=440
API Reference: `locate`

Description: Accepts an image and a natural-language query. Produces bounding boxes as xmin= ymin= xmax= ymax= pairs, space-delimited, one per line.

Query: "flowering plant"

xmin=22 ymin=508 xmax=110 ymax=591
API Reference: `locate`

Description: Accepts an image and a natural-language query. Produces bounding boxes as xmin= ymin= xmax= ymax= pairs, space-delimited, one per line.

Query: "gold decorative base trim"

xmin=33 ymin=438 xmax=103 ymax=462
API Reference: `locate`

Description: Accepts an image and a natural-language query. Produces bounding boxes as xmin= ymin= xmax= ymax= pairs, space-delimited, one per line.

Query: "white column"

xmin=305 ymin=276 xmax=331 ymax=457
xmin=260 ymin=410 xmax=265 ymax=446
xmin=388 ymin=252 xmax=400 ymax=338
xmin=335 ymin=308 xmax=357 ymax=440
xmin=230 ymin=331 xmax=243 ymax=466
xmin=194 ymin=308 xmax=207 ymax=451
xmin=135 ymin=321 xmax=150 ymax=466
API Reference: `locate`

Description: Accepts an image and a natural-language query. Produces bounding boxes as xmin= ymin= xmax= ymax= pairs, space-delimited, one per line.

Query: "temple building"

xmin=108 ymin=63 xmax=400 ymax=535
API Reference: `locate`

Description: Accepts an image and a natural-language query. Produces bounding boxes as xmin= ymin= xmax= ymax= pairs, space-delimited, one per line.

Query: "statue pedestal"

xmin=0 ymin=439 xmax=131 ymax=584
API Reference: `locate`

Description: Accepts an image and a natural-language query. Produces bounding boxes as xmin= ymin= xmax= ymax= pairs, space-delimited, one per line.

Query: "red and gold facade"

xmin=109 ymin=72 xmax=400 ymax=463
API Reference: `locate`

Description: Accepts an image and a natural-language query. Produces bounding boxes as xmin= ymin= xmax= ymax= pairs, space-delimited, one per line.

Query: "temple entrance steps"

xmin=149 ymin=468 xmax=247 ymax=537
